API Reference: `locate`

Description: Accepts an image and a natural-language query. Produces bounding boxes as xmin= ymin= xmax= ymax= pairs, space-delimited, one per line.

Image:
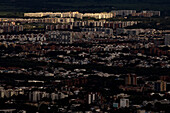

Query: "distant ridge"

xmin=0 ymin=0 xmax=169 ymax=13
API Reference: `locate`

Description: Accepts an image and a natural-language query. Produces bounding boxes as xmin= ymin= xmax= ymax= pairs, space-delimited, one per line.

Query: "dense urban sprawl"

xmin=0 ymin=10 xmax=169 ymax=113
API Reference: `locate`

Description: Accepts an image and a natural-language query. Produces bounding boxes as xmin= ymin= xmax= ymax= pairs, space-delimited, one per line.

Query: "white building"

xmin=24 ymin=12 xmax=83 ymax=19
xmin=83 ymin=12 xmax=114 ymax=19
xmin=120 ymin=98 xmax=129 ymax=108
xmin=165 ymin=34 xmax=170 ymax=45
xmin=47 ymin=31 xmax=73 ymax=44
xmin=51 ymin=93 xmax=59 ymax=101
xmin=111 ymin=10 xmax=136 ymax=16
xmin=81 ymin=27 xmax=113 ymax=35
xmin=117 ymin=28 xmax=156 ymax=35
xmin=142 ymin=11 xmax=161 ymax=16
xmin=0 ymin=90 xmax=5 ymax=98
